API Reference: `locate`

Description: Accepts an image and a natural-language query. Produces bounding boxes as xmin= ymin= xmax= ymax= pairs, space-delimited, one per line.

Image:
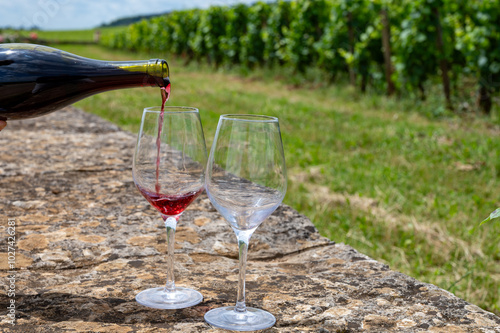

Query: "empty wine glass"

xmin=132 ymin=106 xmax=207 ymax=309
xmin=204 ymin=114 xmax=287 ymax=331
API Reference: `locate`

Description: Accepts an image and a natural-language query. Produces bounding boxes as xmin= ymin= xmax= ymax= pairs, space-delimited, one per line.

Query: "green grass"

xmin=54 ymin=44 xmax=499 ymax=315
xmin=8 ymin=27 xmax=127 ymax=43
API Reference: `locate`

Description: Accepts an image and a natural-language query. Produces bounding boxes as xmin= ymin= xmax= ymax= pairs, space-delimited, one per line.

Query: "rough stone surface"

xmin=0 ymin=108 xmax=499 ymax=332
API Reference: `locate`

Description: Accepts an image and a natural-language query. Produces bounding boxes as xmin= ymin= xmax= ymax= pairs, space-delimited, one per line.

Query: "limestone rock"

xmin=0 ymin=108 xmax=498 ymax=332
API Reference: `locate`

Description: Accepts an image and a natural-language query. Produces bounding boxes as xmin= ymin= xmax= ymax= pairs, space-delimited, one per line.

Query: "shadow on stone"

xmin=6 ymin=293 xmax=208 ymax=325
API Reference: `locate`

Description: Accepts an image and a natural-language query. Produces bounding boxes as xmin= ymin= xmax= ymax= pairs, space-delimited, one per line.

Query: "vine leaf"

xmin=480 ymin=208 xmax=500 ymax=226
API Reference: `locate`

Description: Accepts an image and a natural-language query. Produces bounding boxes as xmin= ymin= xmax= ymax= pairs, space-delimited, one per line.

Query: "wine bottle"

xmin=0 ymin=43 xmax=170 ymax=120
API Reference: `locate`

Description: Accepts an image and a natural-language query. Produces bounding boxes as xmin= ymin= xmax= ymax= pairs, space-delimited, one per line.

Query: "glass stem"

xmin=163 ymin=215 xmax=178 ymax=293
xmin=233 ymin=228 xmax=256 ymax=313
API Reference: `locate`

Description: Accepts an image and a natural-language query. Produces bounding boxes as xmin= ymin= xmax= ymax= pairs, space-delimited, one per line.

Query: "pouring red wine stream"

xmin=155 ymin=81 xmax=171 ymax=193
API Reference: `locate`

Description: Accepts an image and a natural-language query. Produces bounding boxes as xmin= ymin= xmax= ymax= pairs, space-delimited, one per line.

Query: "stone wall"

xmin=0 ymin=108 xmax=499 ymax=332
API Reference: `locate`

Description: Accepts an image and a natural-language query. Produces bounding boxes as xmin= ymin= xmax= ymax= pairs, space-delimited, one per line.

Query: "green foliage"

xmin=314 ymin=3 xmax=350 ymax=81
xmin=284 ymin=0 xmax=331 ymax=73
xmin=455 ymin=1 xmax=500 ymax=92
xmin=200 ymin=6 xmax=228 ymax=67
xmin=341 ymin=0 xmax=383 ymax=89
xmin=391 ymin=0 xmax=444 ymax=97
xmin=240 ymin=1 xmax=270 ymax=67
xmin=263 ymin=0 xmax=293 ymax=65
xmin=221 ymin=4 xmax=248 ymax=64
xmin=100 ymin=0 xmax=500 ymax=112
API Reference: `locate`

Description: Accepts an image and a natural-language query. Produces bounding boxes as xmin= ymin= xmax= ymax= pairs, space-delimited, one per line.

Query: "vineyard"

xmin=100 ymin=0 xmax=500 ymax=115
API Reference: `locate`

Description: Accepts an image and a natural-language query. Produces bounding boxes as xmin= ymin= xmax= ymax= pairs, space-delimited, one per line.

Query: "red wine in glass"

xmin=137 ymin=184 xmax=202 ymax=216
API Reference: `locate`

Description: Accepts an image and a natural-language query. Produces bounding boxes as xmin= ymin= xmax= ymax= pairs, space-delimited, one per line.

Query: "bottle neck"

xmin=106 ymin=59 xmax=169 ymax=88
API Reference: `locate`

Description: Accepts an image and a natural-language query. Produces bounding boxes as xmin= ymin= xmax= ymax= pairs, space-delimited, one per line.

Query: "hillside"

xmin=99 ymin=12 xmax=169 ymax=28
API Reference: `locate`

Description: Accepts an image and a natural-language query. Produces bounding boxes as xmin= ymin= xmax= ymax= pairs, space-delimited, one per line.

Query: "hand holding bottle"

xmin=0 ymin=120 xmax=6 ymax=131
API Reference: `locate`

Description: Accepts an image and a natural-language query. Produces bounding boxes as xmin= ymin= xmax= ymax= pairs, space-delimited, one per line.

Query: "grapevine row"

xmin=101 ymin=0 xmax=500 ymax=114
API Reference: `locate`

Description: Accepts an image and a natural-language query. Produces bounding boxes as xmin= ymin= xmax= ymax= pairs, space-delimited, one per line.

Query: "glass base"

xmin=204 ymin=306 xmax=276 ymax=331
xmin=135 ymin=286 xmax=203 ymax=309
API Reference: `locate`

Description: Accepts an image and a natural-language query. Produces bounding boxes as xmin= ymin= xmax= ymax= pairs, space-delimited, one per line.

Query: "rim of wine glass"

xmin=220 ymin=114 xmax=278 ymax=122
xmin=144 ymin=106 xmax=199 ymax=114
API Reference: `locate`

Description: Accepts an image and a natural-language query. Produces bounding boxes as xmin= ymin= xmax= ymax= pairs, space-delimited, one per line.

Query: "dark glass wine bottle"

xmin=0 ymin=43 xmax=170 ymax=120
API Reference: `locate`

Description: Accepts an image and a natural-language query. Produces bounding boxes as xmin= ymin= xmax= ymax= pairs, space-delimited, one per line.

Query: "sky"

xmin=0 ymin=0 xmax=258 ymax=31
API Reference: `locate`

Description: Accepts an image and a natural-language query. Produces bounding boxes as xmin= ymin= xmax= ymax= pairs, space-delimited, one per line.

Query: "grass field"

xmin=3 ymin=27 xmax=126 ymax=43
xmin=38 ymin=27 xmax=126 ymax=42
xmin=49 ymin=44 xmax=500 ymax=315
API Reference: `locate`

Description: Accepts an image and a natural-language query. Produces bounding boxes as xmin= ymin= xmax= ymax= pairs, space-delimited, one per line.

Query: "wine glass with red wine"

xmin=132 ymin=106 xmax=207 ymax=309
xmin=204 ymin=115 xmax=287 ymax=331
